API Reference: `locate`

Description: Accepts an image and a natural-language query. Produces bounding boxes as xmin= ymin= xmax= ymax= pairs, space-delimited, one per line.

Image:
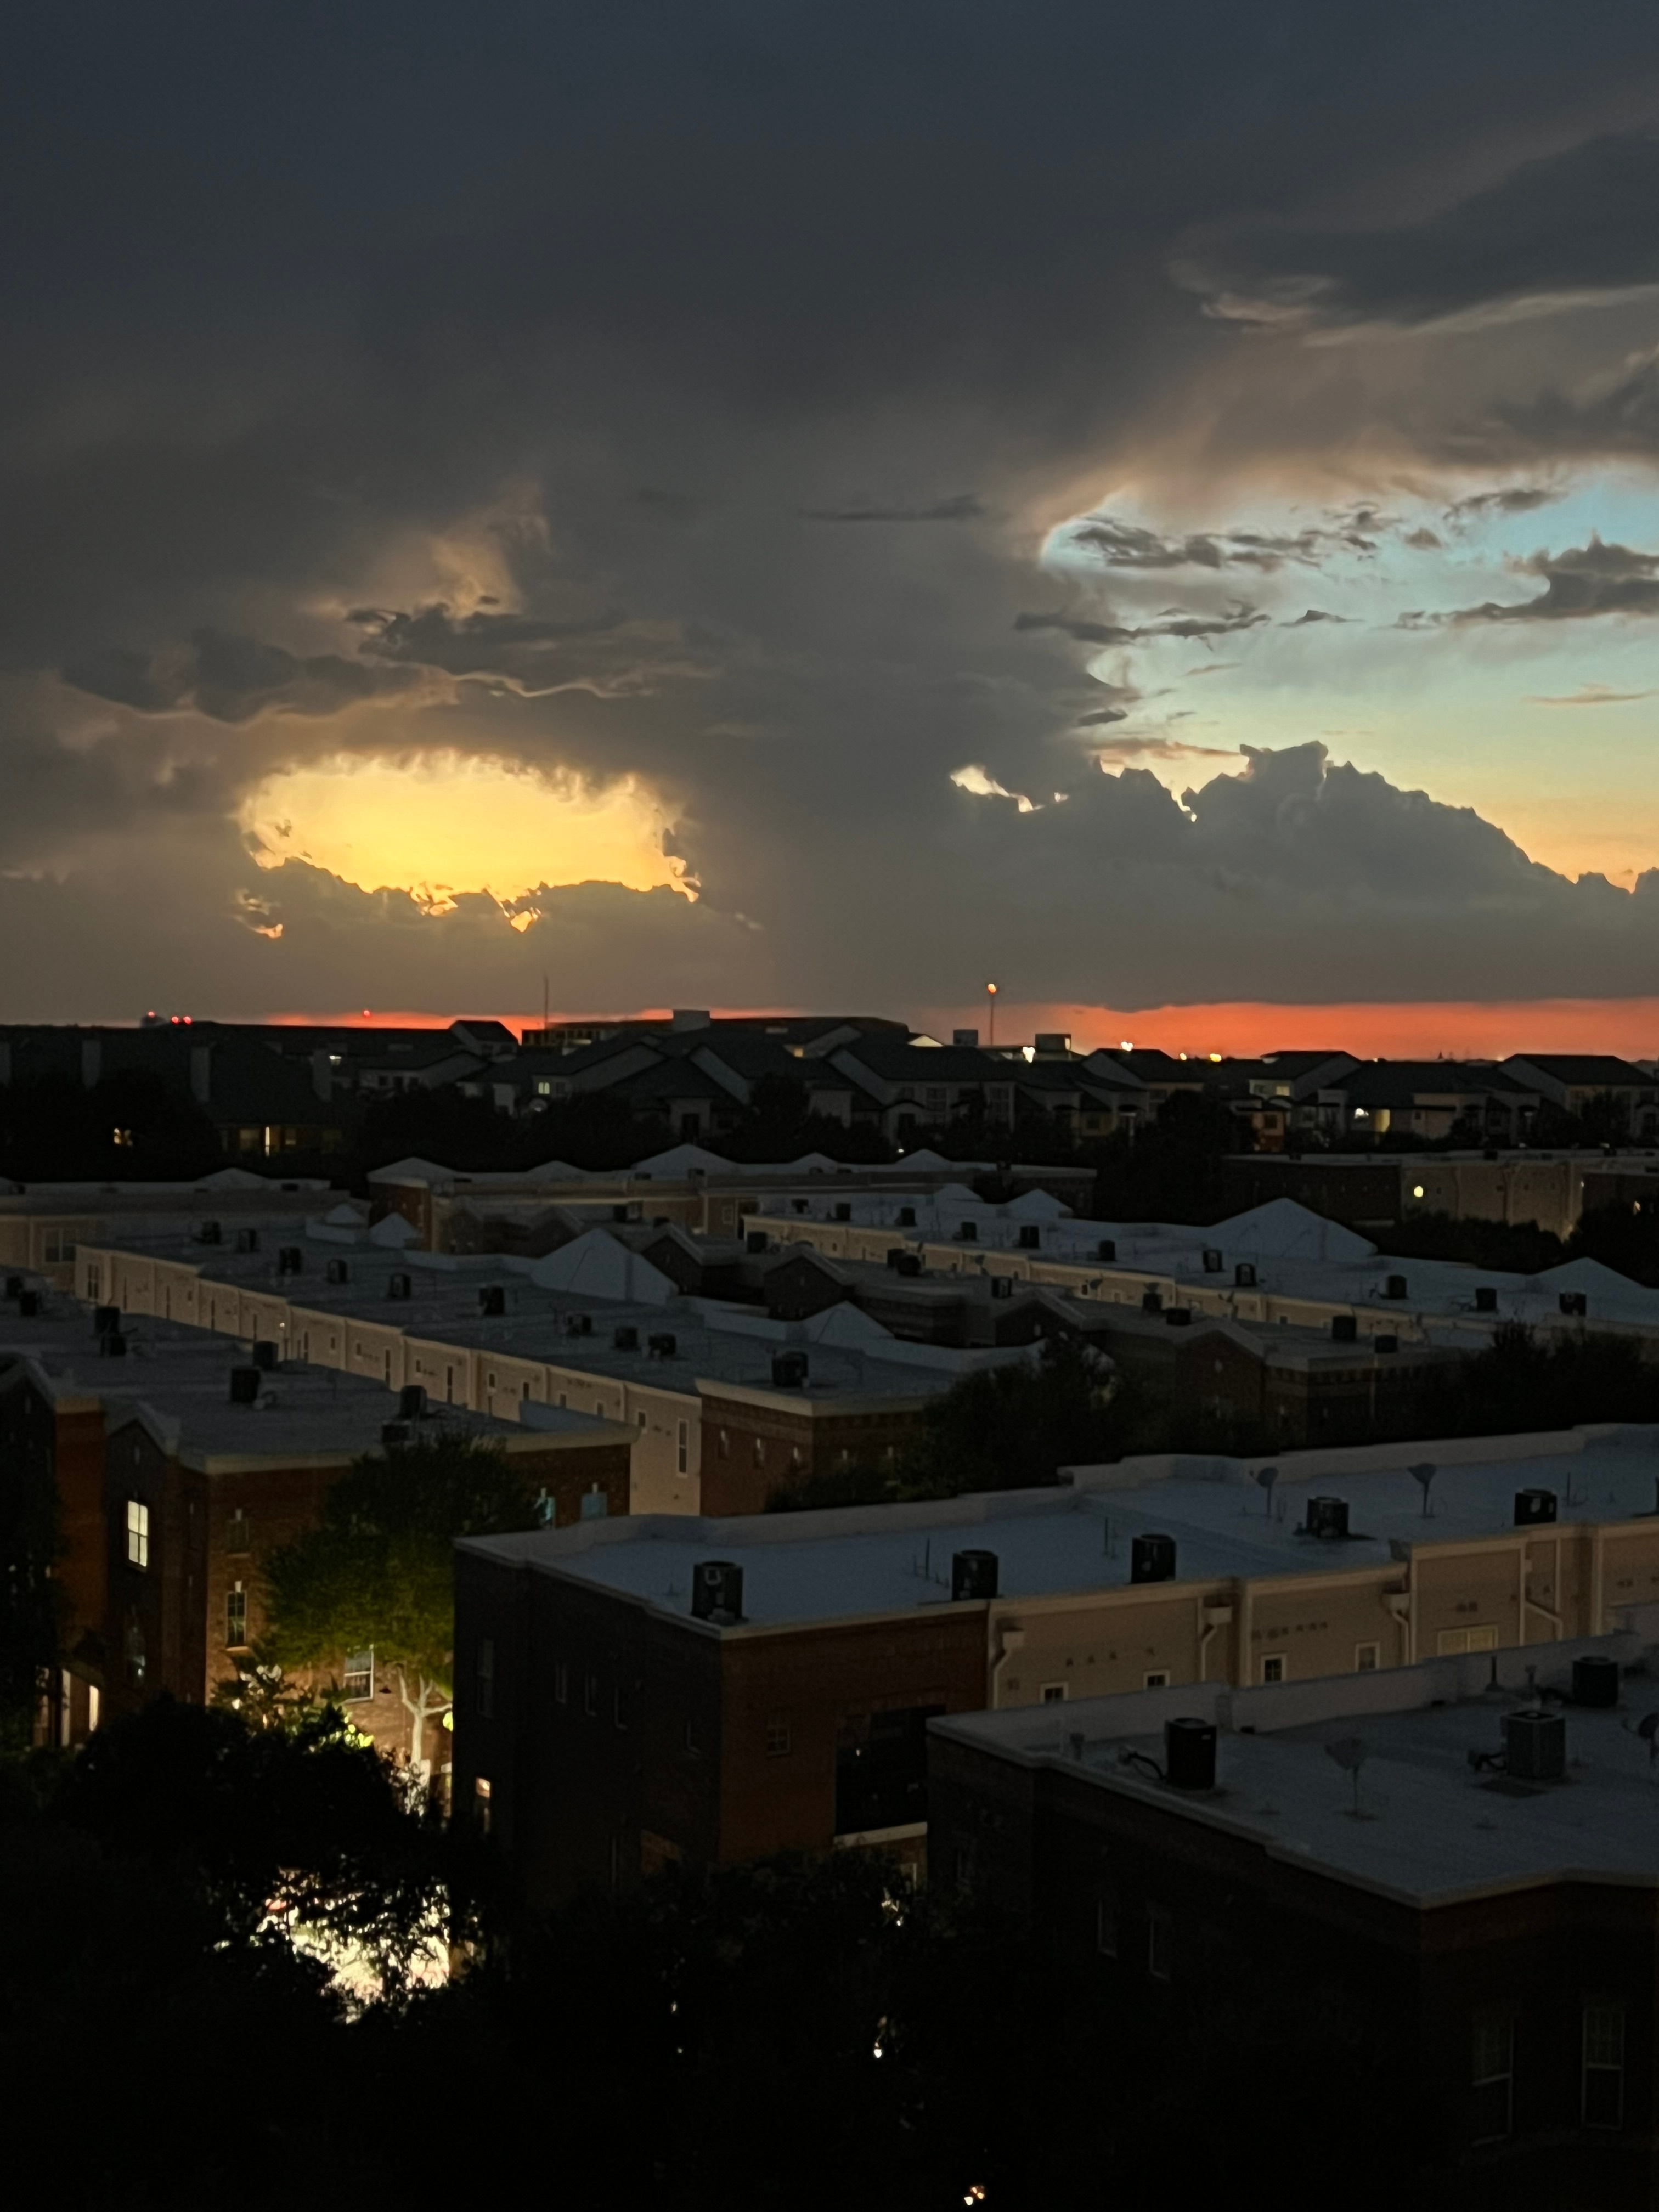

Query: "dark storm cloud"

xmin=63 ymin=630 xmax=429 ymax=723
xmin=1073 ymin=515 xmax=1376 ymax=572
xmin=1182 ymin=131 xmax=1659 ymax=332
xmin=1445 ymin=486 xmax=1561 ymax=520
xmin=347 ymin=604 xmax=716 ymax=699
xmin=1443 ymin=536 xmax=1659 ymax=624
xmin=800 ymin=494 xmax=987 ymax=524
xmin=9 ymin=1 xmax=1659 ymax=1015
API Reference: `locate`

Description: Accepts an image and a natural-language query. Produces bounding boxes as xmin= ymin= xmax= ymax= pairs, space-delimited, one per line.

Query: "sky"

xmin=9 ymin=4 xmax=1659 ymax=1052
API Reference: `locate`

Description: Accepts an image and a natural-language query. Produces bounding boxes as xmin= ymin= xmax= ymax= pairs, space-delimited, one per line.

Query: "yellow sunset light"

xmin=240 ymin=752 xmax=691 ymax=912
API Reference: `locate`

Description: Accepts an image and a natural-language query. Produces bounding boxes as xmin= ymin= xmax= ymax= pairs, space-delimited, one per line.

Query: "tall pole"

xmin=986 ymin=980 xmax=997 ymax=1048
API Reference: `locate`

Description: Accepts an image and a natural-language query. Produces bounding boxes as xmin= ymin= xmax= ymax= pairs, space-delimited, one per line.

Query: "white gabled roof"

xmin=1211 ymin=1198 xmax=1377 ymax=1264
xmin=528 ymin=1227 xmax=678 ymax=1306
xmin=630 ymin=1143 xmax=735 ymax=1178
xmin=365 ymin=1156 xmax=456 ymax=1186
xmin=367 ymin=1210 xmax=422 ymax=1248
xmin=1004 ymin=1188 xmax=1070 ymax=1221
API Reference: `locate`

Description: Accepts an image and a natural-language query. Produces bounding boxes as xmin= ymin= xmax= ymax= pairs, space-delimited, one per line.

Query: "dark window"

xmin=1147 ymin=1905 xmax=1172 ymax=1981
xmin=1583 ymin=2006 xmax=1625 ymax=2130
xmin=834 ymin=1705 xmax=944 ymax=1836
xmin=584 ymin=1672 xmax=598 ymax=1718
xmin=1471 ymin=2015 xmax=1514 ymax=2143
xmin=226 ymin=1583 xmax=247 ymax=1647
xmin=225 ymin=1509 xmax=251 ymax=1554
xmin=1096 ymin=1895 xmax=1119 ymax=1957
xmin=554 ymin=1661 xmax=569 ymax=1704
xmin=476 ymin=1638 xmax=494 ymax=1719
xmin=765 ymin=1714 xmax=791 ymax=1758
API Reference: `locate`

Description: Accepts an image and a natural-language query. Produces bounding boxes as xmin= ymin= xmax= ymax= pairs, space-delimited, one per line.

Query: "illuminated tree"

xmin=263 ymin=1433 xmax=536 ymax=1775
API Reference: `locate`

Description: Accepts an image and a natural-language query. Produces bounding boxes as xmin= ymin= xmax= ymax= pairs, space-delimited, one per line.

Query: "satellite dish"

xmin=1408 ymin=1462 xmax=1437 ymax=1517
xmin=1254 ymin=1465 xmax=1279 ymax=1515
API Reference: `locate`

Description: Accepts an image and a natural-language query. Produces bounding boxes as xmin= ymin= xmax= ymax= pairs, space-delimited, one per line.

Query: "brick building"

xmin=928 ymin=1634 xmax=1659 ymax=2210
xmin=0 ymin=1291 xmax=630 ymax=1759
xmin=453 ymin=1424 xmax=1659 ymax=1902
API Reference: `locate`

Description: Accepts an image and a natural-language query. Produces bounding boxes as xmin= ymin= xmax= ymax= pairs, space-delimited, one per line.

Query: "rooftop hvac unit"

xmin=276 ymin=1246 xmax=303 ymax=1275
xmin=771 ymin=1351 xmax=809 ymax=1388
xmin=792 ymin=1199 xmax=810 ymax=1214
xmin=252 ymin=1340 xmax=280 ymax=1372
xmin=579 ymin=1488 xmax=608 ymax=1521
xmin=1475 ymin=1285 xmax=1498 ymax=1313
xmin=951 ymin=1549 xmax=999 ymax=1602
xmin=1141 ymin=1289 xmax=1163 ymax=1314
xmin=1559 ymin=1290 xmax=1589 ymax=1318
xmin=1514 ymin=1487 xmax=1558 ymax=1526
xmin=612 ymin=1203 xmax=630 ymax=1222
xmin=1382 ymin=1274 xmax=1408 ymax=1300
xmin=833 ymin=1202 xmax=853 ymax=1223
xmin=1304 ymin=1495 xmax=1350 ymax=1541
xmin=898 ymin=1205 xmax=917 ymax=1228
xmin=1572 ymin=1654 xmax=1620 ymax=1709
xmin=647 ymin=1332 xmax=678 ymax=1359
xmin=894 ymin=1251 xmax=923 ymax=1278
xmin=93 ymin=1305 xmax=122 ymax=1336
xmin=1201 ymin=1248 xmax=1223 ymax=1274
xmin=1097 ymin=1239 xmax=1116 ymax=1263
xmin=746 ymin=1231 xmax=769 ymax=1254
xmin=954 ymin=1220 xmax=980 ymax=1243
xmin=1164 ymin=1307 xmax=1193 ymax=1328
xmin=1234 ymin=1262 xmax=1257 ymax=1288
xmin=325 ymin=1258 xmax=350 ymax=1285
xmin=387 ymin=1272 xmax=413 ymax=1300
xmin=691 ymin=1559 xmax=744 ymax=1621
xmin=98 ymin=1331 xmax=127 ymax=1359
xmin=399 ymin=1384 xmax=428 ymax=1421
xmin=1375 ymin=1334 xmax=1399 ymax=1354
xmin=4 ymin=1274 xmax=22 ymax=1299
xmin=1503 ymin=1707 xmax=1566 ymax=1782
xmin=478 ymin=1285 xmax=506 ymax=1317
xmin=381 ymin=1421 xmax=412 ymax=1447
xmin=613 ymin=1324 xmax=640 ymax=1351
xmin=1131 ymin=1532 xmax=1177 ymax=1584
xmin=17 ymin=1290 xmax=39 ymax=1318
xmin=1165 ymin=1717 xmax=1217 ymax=1792
xmin=196 ymin=1220 xmax=222 ymax=1246
xmin=1330 ymin=1314 xmax=1358 ymax=1344
xmin=885 ymin=1246 xmax=906 ymax=1270
xmin=563 ymin=1312 xmax=593 ymax=1337
xmin=1018 ymin=1224 xmax=1041 ymax=1250
xmin=234 ymin=1228 xmax=260 ymax=1254
xmin=991 ymin=1276 xmax=1014 ymax=1300
xmin=228 ymin=1367 xmax=261 ymax=1406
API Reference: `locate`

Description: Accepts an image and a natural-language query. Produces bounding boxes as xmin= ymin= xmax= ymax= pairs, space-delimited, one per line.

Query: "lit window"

xmin=1261 ymin=1654 xmax=1285 ymax=1684
xmin=476 ymin=1638 xmax=495 ymax=1719
xmin=753 ymin=1437 xmax=765 ymax=1468
xmin=124 ymin=1617 xmax=146 ymax=1686
xmin=226 ymin=1583 xmax=247 ymax=1647
xmin=718 ymin=1429 xmax=730 ymax=1459
xmin=112 ymin=1128 xmax=133 ymax=1148
xmin=1041 ymin=1683 xmax=1068 ymax=1705
xmin=125 ymin=1499 xmax=149 ymax=1570
xmin=764 ymin=1714 xmax=792 ymax=1757
xmin=341 ymin=1648 xmax=374 ymax=1701
xmin=88 ymin=1683 xmax=101 ymax=1732
xmin=1471 ymin=2015 xmax=1514 ymax=2142
xmin=1583 ymin=2006 xmax=1626 ymax=2129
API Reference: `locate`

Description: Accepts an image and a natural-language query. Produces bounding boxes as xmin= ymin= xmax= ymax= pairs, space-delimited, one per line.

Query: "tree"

xmin=263 ymin=1434 xmax=537 ymax=1774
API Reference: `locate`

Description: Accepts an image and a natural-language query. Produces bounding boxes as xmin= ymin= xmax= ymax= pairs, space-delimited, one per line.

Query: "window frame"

xmin=476 ymin=1637 xmax=495 ymax=1720
xmin=1583 ymin=2004 xmax=1626 ymax=2130
xmin=1040 ymin=1683 xmax=1068 ymax=1705
xmin=226 ymin=1581 xmax=248 ymax=1649
xmin=1260 ymin=1654 xmax=1285 ymax=1684
xmin=1355 ymin=1641 xmax=1380 ymax=1672
xmin=1146 ymin=1904 xmax=1172 ymax=1982
xmin=341 ymin=1647 xmax=374 ymax=1701
xmin=1471 ymin=2013 xmax=1515 ymax=2145
xmin=125 ymin=1497 xmax=150 ymax=1571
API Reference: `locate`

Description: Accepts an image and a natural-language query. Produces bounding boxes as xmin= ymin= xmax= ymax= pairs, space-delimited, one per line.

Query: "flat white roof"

xmin=461 ymin=1425 xmax=1659 ymax=1627
xmin=933 ymin=1635 xmax=1659 ymax=1906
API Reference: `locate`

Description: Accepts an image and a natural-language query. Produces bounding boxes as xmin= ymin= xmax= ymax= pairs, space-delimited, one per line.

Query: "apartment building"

xmin=450 ymin=1422 xmax=1659 ymax=1900
xmin=928 ymin=1634 xmax=1659 ymax=2210
xmin=0 ymin=1170 xmax=332 ymax=1288
xmin=76 ymin=1218 xmax=1019 ymax=1515
xmin=0 ymin=1288 xmax=629 ymax=1757
xmin=751 ymin=1188 xmax=1659 ymax=1349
